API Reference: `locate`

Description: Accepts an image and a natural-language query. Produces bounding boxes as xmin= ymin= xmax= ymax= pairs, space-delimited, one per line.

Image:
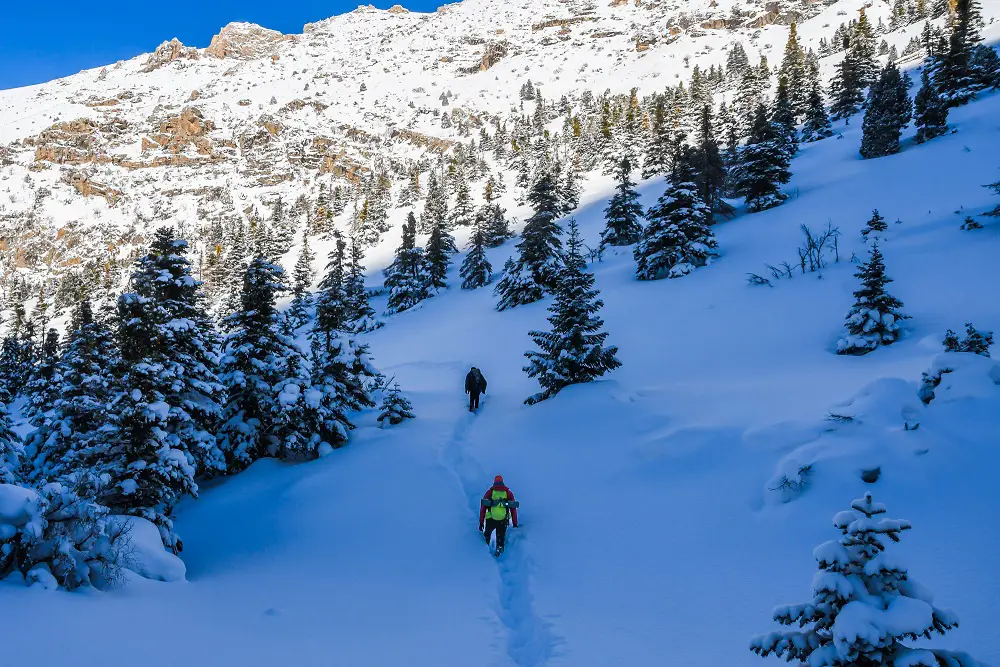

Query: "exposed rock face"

xmin=387 ymin=4 xmax=408 ymax=13
xmin=144 ymin=107 xmax=215 ymax=155
xmin=143 ymin=38 xmax=200 ymax=72
xmin=64 ymin=171 xmax=123 ymax=206
xmin=205 ymin=22 xmax=297 ymax=59
xmin=27 ymin=118 xmax=130 ymax=165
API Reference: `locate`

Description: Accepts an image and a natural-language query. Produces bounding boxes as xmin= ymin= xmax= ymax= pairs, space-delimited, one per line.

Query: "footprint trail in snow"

xmin=441 ymin=414 xmax=561 ymax=667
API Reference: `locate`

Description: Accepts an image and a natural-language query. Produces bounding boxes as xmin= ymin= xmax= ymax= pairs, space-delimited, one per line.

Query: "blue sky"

xmin=0 ymin=0 xmax=446 ymax=90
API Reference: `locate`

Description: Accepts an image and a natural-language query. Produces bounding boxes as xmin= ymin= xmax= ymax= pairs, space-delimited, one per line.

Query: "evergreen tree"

xmin=802 ymin=84 xmax=834 ymax=142
xmin=559 ymin=161 xmax=582 ymax=216
xmin=421 ymin=171 xmax=449 ymax=234
xmin=315 ymin=235 xmax=348 ymax=334
xmin=448 ymin=171 xmax=476 ymax=229
xmin=851 ymin=9 xmax=880 ymax=86
xmin=692 ymin=105 xmax=730 ymax=220
xmin=642 ymin=99 xmax=673 ymax=179
xmin=480 ymin=203 xmax=514 ymax=248
xmin=635 ymin=151 xmax=718 ymax=280
xmin=862 ymin=209 xmax=889 ymax=239
xmin=984 ymin=174 xmax=1000 ymax=218
xmin=860 ymin=62 xmax=913 ymax=159
xmin=344 ymin=238 xmax=377 ymax=331
xmin=779 ymin=23 xmax=809 ymax=114
xmin=600 ymin=156 xmax=645 ymax=249
xmin=24 ymin=327 xmax=60 ymax=425
xmin=495 ymin=170 xmax=565 ymax=311
xmin=425 ymin=218 xmax=458 ymax=291
xmin=288 ymin=235 xmax=315 ymax=331
xmin=110 ymin=228 xmax=225 ymax=551
xmin=377 ymin=383 xmax=415 ymax=428
xmin=736 ymin=106 xmax=792 ymax=212
xmin=934 ymin=0 xmax=985 ymax=107
xmin=460 ymin=218 xmax=493 ymax=290
xmin=771 ymin=76 xmax=799 ymax=154
xmin=830 ymin=51 xmax=866 ymax=120
xmin=837 ymin=242 xmax=908 ymax=355
xmin=752 ymin=493 xmax=970 ymax=667
xmin=22 ymin=300 xmax=118 ymax=486
xmin=383 ymin=212 xmax=431 ymax=314
xmin=219 ymin=258 xmax=316 ymax=470
xmin=0 ymin=401 xmax=22 ymax=485
xmin=524 ymin=219 xmax=620 ymax=404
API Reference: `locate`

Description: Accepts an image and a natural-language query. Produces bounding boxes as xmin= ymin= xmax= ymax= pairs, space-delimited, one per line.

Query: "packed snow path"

xmin=441 ymin=408 xmax=562 ymax=667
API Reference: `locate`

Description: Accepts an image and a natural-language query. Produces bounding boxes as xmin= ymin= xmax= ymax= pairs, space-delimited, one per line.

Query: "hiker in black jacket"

xmin=465 ymin=367 xmax=487 ymax=412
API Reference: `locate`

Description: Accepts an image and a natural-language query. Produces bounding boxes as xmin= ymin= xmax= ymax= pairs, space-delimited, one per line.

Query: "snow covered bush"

xmin=377 ymin=383 xmax=415 ymax=428
xmin=918 ymin=352 xmax=1000 ymax=405
xmin=942 ymin=323 xmax=994 ymax=357
xmin=0 ymin=479 xmax=133 ymax=590
xmin=751 ymin=493 xmax=982 ymax=667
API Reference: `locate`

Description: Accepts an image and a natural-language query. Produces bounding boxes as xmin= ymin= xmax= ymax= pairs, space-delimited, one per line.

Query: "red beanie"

xmin=494 ymin=475 xmax=504 ymax=485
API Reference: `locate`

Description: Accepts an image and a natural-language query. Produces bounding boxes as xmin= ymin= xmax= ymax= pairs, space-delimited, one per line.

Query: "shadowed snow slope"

xmin=3 ymin=84 xmax=1000 ymax=667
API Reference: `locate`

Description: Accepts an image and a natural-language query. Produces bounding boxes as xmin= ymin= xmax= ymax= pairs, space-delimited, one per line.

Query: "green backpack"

xmin=488 ymin=489 xmax=509 ymax=521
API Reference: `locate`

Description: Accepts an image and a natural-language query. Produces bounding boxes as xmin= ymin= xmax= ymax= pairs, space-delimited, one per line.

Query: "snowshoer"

xmin=480 ymin=475 xmax=517 ymax=556
xmin=465 ymin=366 xmax=487 ymax=412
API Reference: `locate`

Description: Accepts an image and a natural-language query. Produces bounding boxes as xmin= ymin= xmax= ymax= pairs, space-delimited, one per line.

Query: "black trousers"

xmin=484 ymin=518 xmax=507 ymax=548
xmin=469 ymin=392 xmax=481 ymax=410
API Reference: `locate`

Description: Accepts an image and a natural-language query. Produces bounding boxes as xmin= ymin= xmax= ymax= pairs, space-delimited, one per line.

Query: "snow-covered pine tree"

xmin=802 ymin=83 xmax=834 ymax=142
xmin=779 ymin=23 xmax=809 ymax=114
xmin=933 ymin=0 xmax=985 ymax=107
xmin=837 ymin=242 xmax=909 ymax=355
xmin=109 ymin=228 xmax=225 ymax=551
xmin=220 ymin=258 xmax=315 ymax=469
xmin=480 ymin=203 xmax=514 ymax=248
xmin=460 ymin=217 xmax=493 ymax=290
xmin=448 ymin=170 xmax=476 ymax=229
xmin=862 ymin=209 xmax=889 ymax=239
xmin=559 ymin=161 xmax=582 ymax=216
xmin=315 ymin=235 xmax=349 ymax=333
xmin=914 ymin=70 xmax=950 ymax=144
xmin=377 ymin=383 xmax=415 ymax=428
xmin=861 ymin=62 xmax=913 ymax=159
xmin=495 ymin=170 xmax=565 ymax=311
xmin=600 ymin=156 xmax=645 ymax=249
xmin=771 ymin=76 xmax=799 ymax=155
xmin=0 ymin=401 xmax=21 ymax=484
xmin=943 ymin=322 xmax=994 ymax=356
xmin=22 ymin=300 xmax=118 ymax=486
xmin=635 ymin=149 xmax=718 ymax=280
xmin=692 ymin=105 xmax=730 ymax=221
xmin=383 ymin=212 xmax=431 ymax=314
xmin=23 ymin=327 xmax=60 ymax=425
xmin=984 ymin=175 xmax=1000 ymax=218
xmin=642 ymin=99 xmax=673 ymax=179
xmin=830 ymin=51 xmax=866 ymax=121
xmin=288 ymin=235 xmax=315 ymax=331
xmin=344 ymin=238 xmax=378 ymax=332
xmin=524 ymin=219 xmax=620 ymax=404
xmin=737 ymin=105 xmax=793 ymax=212
xmin=421 ymin=171 xmax=449 ymax=234
xmin=751 ymin=493 xmax=975 ymax=667
xmin=425 ymin=217 xmax=458 ymax=291
xmin=852 ymin=9 xmax=880 ymax=86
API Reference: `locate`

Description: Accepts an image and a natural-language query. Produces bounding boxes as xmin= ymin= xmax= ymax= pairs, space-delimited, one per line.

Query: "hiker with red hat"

xmin=479 ymin=475 xmax=518 ymax=556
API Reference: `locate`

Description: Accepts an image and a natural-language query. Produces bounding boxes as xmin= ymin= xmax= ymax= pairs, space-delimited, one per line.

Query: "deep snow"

xmin=4 ymin=52 xmax=1000 ymax=667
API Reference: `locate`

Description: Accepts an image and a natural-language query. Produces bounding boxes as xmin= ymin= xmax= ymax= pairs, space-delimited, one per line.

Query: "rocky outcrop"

xmin=142 ymin=107 xmax=217 ymax=157
xmin=746 ymin=3 xmax=782 ymax=28
xmin=64 ymin=172 xmax=123 ymax=206
xmin=700 ymin=18 xmax=729 ymax=29
xmin=459 ymin=41 xmax=509 ymax=74
xmin=387 ymin=4 xmax=408 ymax=13
xmin=205 ymin=22 xmax=297 ymax=59
xmin=143 ymin=38 xmax=200 ymax=72
xmin=532 ymin=17 xmax=595 ymax=31
xmin=27 ymin=118 xmax=130 ymax=165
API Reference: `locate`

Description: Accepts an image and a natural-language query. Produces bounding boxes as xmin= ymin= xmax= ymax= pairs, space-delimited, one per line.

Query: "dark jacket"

xmin=465 ymin=368 xmax=487 ymax=394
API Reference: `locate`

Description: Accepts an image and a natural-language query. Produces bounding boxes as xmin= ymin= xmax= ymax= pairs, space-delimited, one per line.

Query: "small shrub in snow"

xmin=751 ymin=493 xmax=981 ymax=667
xmin=377 ymin=384 xmax=415 ymax=428
xmin=943 ymin=323 xmax=993 ymax=357
xmin=837 ymin=242 xmax=908 ymax=355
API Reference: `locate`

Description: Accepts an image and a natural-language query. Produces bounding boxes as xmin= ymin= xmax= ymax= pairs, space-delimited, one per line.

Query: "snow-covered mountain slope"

xmin=3 ymin=56 xmax=999 ymax=666
xmin=3 ymin=0 xmax=996 ymax=309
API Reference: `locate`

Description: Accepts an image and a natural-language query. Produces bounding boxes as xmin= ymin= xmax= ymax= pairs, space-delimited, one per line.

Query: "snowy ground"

xmin=4 ymin=86 xmax=1000 ymax=667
